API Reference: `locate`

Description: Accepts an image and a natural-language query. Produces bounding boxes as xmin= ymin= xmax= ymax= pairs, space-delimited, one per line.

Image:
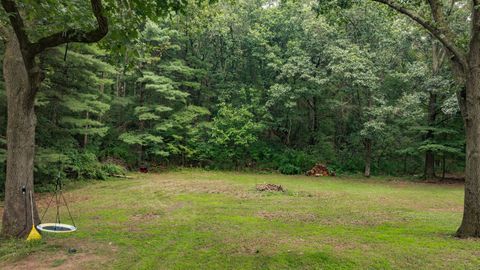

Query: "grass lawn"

xmin=0 ymin=169 xmax=479 ymax=269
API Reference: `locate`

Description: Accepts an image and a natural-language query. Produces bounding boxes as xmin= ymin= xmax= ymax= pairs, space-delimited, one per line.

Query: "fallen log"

xmin=109 ymin=174 xmax=134 ymax=179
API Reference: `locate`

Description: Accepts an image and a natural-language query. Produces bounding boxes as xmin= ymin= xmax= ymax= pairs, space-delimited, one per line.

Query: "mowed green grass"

xmin=1 ymin=169 xmax=479 ymax=269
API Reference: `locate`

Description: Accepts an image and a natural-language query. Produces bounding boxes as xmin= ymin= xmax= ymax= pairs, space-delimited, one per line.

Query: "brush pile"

xmin=256 ymin=183 xmax=285 ymax=192
xmin=306 ymin=163 xmax=335 ymax=177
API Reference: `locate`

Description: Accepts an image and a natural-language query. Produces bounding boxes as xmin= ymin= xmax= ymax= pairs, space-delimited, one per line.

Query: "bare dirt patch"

xmin=35 ymin=193 xmax=91 ymax=210
xmin=256 ymin=183 xmax=285 ymax=192
xmin=425 ymin=205 xmax=463 ymax=213
xmin=318 ymin=210 xmax=400 ymax=227
xmin=0 ymin=239 xmax=116 ymax=270
xmin=165 ymin=201 xmax=187 ymax=212
xmin=372 ymin=195 xmax=463 ymax=213
xmin=319 ymin=237 xmax=373 ymax=252
xmin=257 ymin=210 xmax=317 ymax=222
xmin=276 ymin=235 xmax=371 ymax=253
xmin=223 ymin=235 xmax=280 ymax=255
xmin=130 ymin=212 xmax=161 ymax=222
xmin=222 ymin=233 xmax=369 ymax=256
xmin=132 ymin=176 xmax=255 ymax=199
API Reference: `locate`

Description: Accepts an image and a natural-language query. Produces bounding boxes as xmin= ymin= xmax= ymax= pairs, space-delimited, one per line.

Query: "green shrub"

xmin=205 ymin=105 xmax=264 ymax=169
xmin=101 ymin=163 xmax=127 ymax=176
xmin=278 ymin=163 xmax=302 ymax=175
xmin=99 ymin=144 xmax=138 ymax=168
xmin=34 ymin=148 xmax=70 ymax=188
xmin=67 ymin=151 xmax=107 ymax=180
xmin=273 ymin=149 xmax=316 ymax=175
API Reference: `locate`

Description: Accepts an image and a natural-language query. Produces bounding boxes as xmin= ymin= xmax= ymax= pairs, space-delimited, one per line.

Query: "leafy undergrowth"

xmin=1 ymin=169 xmax=479 ymax=269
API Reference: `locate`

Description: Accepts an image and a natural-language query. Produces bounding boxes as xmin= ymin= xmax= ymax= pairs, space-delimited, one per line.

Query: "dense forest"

xmin=6 ymin=0 xmax=480 ymax=258
xmin=0 ymin=0 xmax=468 ymax=193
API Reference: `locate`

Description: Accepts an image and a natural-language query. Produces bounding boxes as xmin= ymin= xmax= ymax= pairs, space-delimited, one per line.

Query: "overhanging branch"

xmin=1 ymin=0 xmax=31 ymax=56
xmin=30 ymin=0 xmax=108 ymax=55
xmin=428 ymin=0 xmax=460 ymax=50
xmin=371 ymin=0 xmax=467 ymax=69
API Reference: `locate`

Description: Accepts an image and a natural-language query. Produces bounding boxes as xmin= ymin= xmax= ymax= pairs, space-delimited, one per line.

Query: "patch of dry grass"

xmin=0 ymin=239 xmax=116 ymax=270
xmin=1 ymin=170 xmax=478 ymax=269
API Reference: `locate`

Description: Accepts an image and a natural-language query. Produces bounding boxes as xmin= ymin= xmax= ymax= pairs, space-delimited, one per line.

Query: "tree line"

xmin=0 ymin=0 xmax=478 ymax=237
xmin=0 ymin=0 xmax=465 ymax=180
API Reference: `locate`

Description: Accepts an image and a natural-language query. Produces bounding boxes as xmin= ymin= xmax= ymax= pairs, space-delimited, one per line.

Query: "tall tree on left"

xmin=0 ymin=0 xmax=193 ymax=238
xmin=0 ymin=0 xmax=108 ymax=238
xmin=0 ymin=0 xmax=192 ymax=238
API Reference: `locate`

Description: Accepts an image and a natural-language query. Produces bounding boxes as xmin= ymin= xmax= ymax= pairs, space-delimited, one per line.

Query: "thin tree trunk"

xmin=363 ymin=89 xmax=372 ymax=178
xmin=137 ymin=82 xmax=145 ymax=167
xmin=364 ymin=138 xmax=372 ymax=177
xmin=309 ymin=97 xmax=318 ymax=145
xmin=425 ymin=41 xmax=444 ymax=179
xmin=1 ymin=32 xmax=40 ymax=238
xmin=115 ymin=73 xmax=120 ymax=97
xmin=424 ymin=92 xmax=436 ymax=179
xmin=424 ymin=153 xmax=435 ymax=178
xmin=138 ymin=145 xmax=143 ymax=168
xmin=442 ymin=155 xmax=446 ymax=180
xmin=99 ymin=71 xmax=104 ymax=94
xmin=83 ymin=111 xmax=89 ymax=148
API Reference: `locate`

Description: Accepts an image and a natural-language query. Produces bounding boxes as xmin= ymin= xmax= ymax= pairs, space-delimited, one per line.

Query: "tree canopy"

xmin=0 ymin=0 xmax=466 ymax=184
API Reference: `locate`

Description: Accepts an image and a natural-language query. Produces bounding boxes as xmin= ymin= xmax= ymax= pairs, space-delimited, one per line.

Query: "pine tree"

xmin=119 ymin=21 xmax=209 ymax=166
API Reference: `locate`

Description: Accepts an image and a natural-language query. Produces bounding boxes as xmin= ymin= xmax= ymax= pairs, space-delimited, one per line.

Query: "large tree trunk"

xmin=1 ymin=32 xmax=40 ymax=238
xmin=0 ymin=0 xmax=108 ymax=239
xmin=457 ymin=68 xmax=480 ymax=238
xmin=369 ymin=0 xmax=480 ymax=239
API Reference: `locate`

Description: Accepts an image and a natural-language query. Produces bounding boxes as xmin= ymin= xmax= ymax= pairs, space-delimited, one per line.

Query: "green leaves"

xmin=0 ymin=0 xmax=467 ymax=180
xmin=119 ymin=132 xmax=164 ymax=146
xmin=326 ymin=41 xmax=378 ymax=89
xmin=60 ymin=117 xmax=109 ymax=137
xmin=139 ymin=71 xmax=189 ymax=101
xmin=410 ymin=126 xmax=458 ymax=136
xmin=138 ymin=112 xmax=160 ymax=121
xmin=205 ymin=105 xmax=264 ymax=165
xmin=62 ymin=94 xmax=110 ymax=114
xmin=418 ymin=143 xmax=463 ymax=156
xmin=113 ymin=19 xmax=212 ymax=162
xmin=134 ymin=106 xmax=171 ymax=121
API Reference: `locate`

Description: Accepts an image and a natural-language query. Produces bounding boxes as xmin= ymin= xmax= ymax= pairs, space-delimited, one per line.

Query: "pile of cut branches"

xmin=306 ymin=163 xmax=335 ymax=177
xmin=256 ymin=183 xmax=285 ymax=192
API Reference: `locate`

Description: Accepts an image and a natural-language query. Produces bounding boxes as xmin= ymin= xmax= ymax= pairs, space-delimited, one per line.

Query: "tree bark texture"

xmin=1 ymin=32 xmax=40 ymax=238
xmin=371 ymin=0 xmax=480 ymax=238
xmin=364 ymin=138 xmax=372 ymax=178
xmin=1 ymin=0 xmax=108 ymax=238
xmin=457 ymin=67 xmax=480 ymax=237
